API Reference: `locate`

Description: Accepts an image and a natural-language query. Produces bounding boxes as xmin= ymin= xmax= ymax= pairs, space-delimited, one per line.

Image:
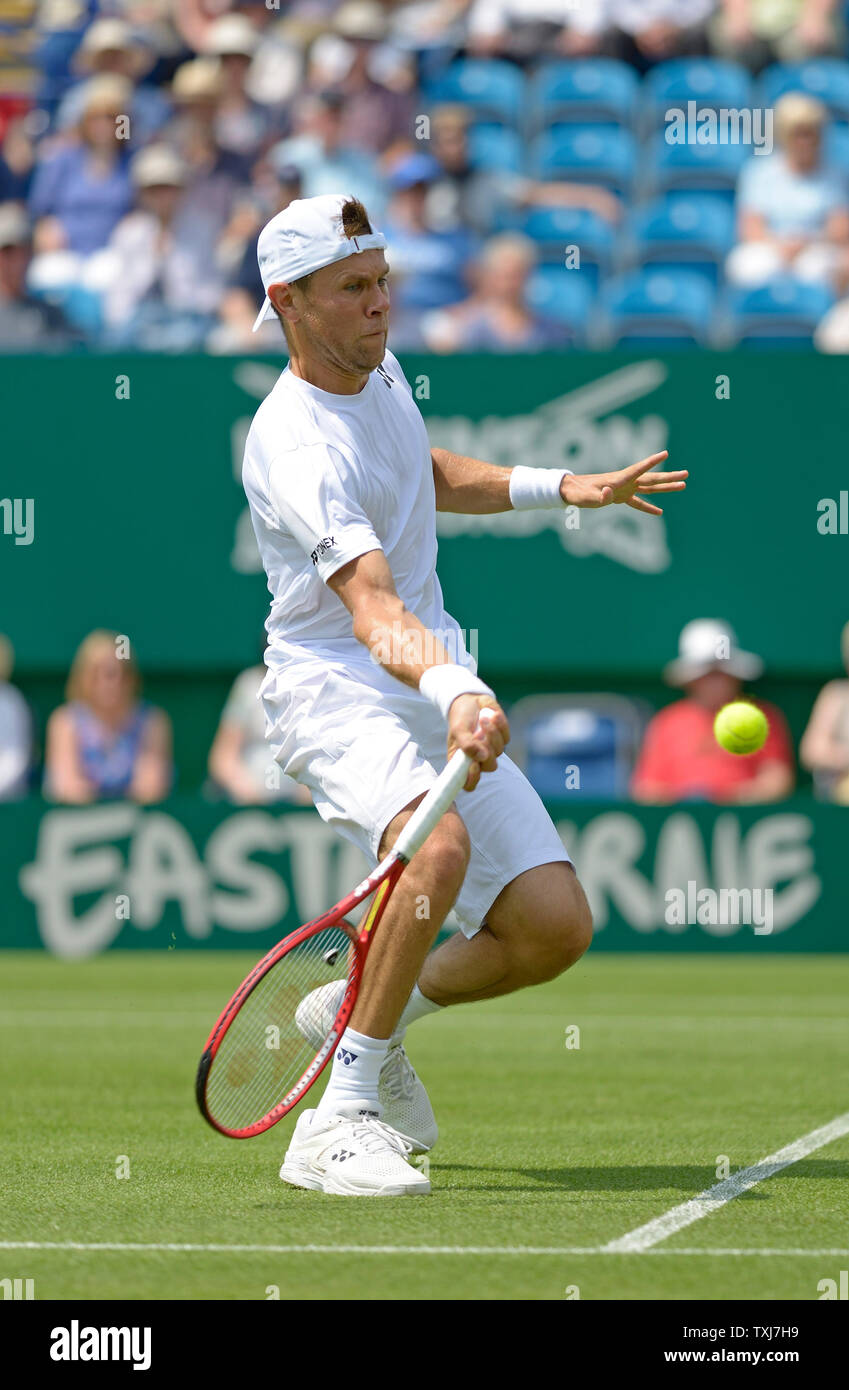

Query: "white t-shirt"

xmin=0 ymin=681 xmax=31 ymax=799
xmin=242 ymin=348 xmax=475 ymax=695
xmin=219 ymin=665 xmax=304 ymax=801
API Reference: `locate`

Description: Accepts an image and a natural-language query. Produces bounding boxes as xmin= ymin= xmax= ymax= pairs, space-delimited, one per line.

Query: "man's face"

xmin=392 ymin=182 xmax=429 ymax=225
xmin=686 ymin=670 xmax=741 ymax=711
xmin=433 ymin=122 xmax=467 ymax=170
xmin=278 ymin=247 xmax=390 ymax=376
xmin=139 ymin=183 xmax=182 ymax=219
xmin=0 ymin=241 xmax=29 ymax=296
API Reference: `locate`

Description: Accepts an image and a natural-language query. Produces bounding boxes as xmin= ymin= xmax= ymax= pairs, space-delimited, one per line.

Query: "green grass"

xmin=1 ymin=952 xmax=848 ymax=1301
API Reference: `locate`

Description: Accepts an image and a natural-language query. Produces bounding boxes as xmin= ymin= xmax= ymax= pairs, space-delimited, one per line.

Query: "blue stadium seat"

xmin=824 ymin=121 xmax=849 ymax=172
xmin=726 ymin=278 xmax=835 ymax=346
xmin=642 ymin=58 xmax=753 ymax=129
xmin=644 ymin=131 xmax=749 ymax=193
xmin=624 ymin=194 xmax=735 ymax=283
xmin=520 ymin=206 xmax=616 ymax=274
xmin=525 ymin=267 xmax=595 ymax=334
xmin=531 ymin=124 xmax=638 ymax=193
xmin=507 ymin=694 xmax=651 ymax=800
xmin=759 ymin=60 xmax=849 ymax=121
xmin=600 ymin=269 xmax=717 ymax=346
xmin=423 ymin=59 xmax=525 ymax=125
xmin=528 ymin=59 xmax=639 ymax=130
xmin=467 ymin=123 xmax=522 ymax=172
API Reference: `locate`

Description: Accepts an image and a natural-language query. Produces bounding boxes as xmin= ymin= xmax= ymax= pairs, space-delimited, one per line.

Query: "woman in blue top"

xmin=45 ymin=630 xmax=172 ymax=803
xmin=29 ymin=74 xmax=134 ymax=256
xmin=726 ymin=92 xmax=849 ymax=290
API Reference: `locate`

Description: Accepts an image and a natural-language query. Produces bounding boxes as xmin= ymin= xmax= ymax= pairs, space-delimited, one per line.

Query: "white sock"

xmin=314 ymin=1027 xmax=389 ymax=1120
xmin=391 ymin=983 xmax=443 ymax=1043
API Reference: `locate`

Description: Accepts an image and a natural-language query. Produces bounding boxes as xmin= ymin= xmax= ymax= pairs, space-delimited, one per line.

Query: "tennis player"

xmin=242 ymin=193 xmax=687 ymax=1196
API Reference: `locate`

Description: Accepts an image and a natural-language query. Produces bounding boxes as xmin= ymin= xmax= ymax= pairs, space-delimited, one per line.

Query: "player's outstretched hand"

xmin=560 ymin=450 xmax=687 ymax=516
xmin=447 ymin=696 xmax=510 ymax=793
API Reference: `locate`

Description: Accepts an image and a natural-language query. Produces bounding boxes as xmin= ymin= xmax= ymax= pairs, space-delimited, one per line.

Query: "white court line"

xmin=3 ymin=1115 xmax=846 ymax=1264
xmin=603 ymin=1110 xmax=849 ymax=1255
xmin=0 ymin=1242 xmax=847 ymax=1257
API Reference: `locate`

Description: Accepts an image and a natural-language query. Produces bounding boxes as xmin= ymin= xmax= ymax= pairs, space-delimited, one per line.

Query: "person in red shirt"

xmin=632 ymin=619 xmax=795 ymax=804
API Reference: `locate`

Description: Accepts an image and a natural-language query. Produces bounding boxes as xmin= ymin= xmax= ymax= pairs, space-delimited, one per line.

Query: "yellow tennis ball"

xmin=714 ymin=701 xmax=768 ymax=755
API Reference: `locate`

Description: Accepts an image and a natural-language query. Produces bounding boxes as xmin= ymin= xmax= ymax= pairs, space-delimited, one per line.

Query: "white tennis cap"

xmin=252 ymin=192 xmax=387 ymax=332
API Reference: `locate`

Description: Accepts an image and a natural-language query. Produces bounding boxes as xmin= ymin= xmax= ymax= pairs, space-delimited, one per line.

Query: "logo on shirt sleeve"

xmin=376 ymin=364 xmax=393 ymax=388
xmin=310 ymin=535 xmax=336 ymax=565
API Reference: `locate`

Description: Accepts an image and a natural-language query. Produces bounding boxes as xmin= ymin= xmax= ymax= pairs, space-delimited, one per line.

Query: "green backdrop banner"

xmin=1 ymin=352 xmax=847 ymax=678
xmin=0 ymin=797 xmax=842 ymax=957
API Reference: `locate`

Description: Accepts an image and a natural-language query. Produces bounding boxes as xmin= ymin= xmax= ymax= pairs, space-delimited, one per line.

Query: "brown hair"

xmin=278 ymin=196 xmax=373 ymax=343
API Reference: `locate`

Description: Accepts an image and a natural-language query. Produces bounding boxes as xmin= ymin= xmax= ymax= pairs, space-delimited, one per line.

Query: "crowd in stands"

xmin=2 ymin=1 xmax=849 ymax=350
xmin=3 ymin=620 xmax=849 ymax=805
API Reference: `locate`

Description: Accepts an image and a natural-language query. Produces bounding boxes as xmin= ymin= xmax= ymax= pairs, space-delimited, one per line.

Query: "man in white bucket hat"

xmin=632 ymin=619 xmax=794 ymax=804
xmin=241 ymin=190 xmax=687 ymax=1195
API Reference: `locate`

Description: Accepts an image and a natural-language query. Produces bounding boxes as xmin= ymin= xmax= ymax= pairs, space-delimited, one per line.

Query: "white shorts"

xmin=261 ymin=661 xmax=572 ymax=938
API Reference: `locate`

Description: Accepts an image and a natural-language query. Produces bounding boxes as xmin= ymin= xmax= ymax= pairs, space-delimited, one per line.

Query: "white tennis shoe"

xmin=279 ymin=1100 xmax=430 ymax=1197
xmin=295 ymin=982 xmax=438 ymax=1152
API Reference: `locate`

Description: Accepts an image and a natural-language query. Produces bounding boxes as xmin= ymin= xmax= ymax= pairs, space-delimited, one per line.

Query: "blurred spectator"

xmin=210 ymin=159 xmax=304 ymax=352
xmin=388 ymin=0 xmax=473 ymax=52
xmin=726 ymin=94 xmax=849 ymax=291
xmin=228 ymin=158 xmax=303 ymax=306
xmin=174 ymin=0 xmax=277 ymax=54
xmin=208 ymin=663 xmax=312 ymax=805
xmin=268 ymin=90 xmax=387 ymax=217
xmin=313 ymin=2 xmax=417 ymax=153
xmin=422 ymin=232 xmax=570 ymax=350
xmin=29 ymin=74 xmax=134 ymax=256
xmin=426 ymin=103 xmax=622 ymax=237
xmin=55 ymin=18 xmax=172 ymax=146
xmin=712 ymin=0 xmax=844 ymax=70
xmin=203 ymin=14 xmax=272 ymax=160
xmin=467 ymin=0 xmax=575 ymax=59
xmin=0 ymin=119 xmax=36 ymax=204
xmin=0 ymin=634 xmax=33 ymax=801
xmin=564 ymin=0 xmax=715 ymax=66
xmin=45 ymin=631 xmax=172 ymax=804
xmin=96 ymin=144 xmax=222 ymax=350
xmin=166 ymin=58 xmax=252 ymax=237
xmin=631 ymin=619 xmax=795 ymax=804
xmin=799 ymin=619 xmax=849 ymax=801
xmin=0 ymin=202 xmax=78 ymax=351
xmin=383 ymin=151 xmax=477 ymax=312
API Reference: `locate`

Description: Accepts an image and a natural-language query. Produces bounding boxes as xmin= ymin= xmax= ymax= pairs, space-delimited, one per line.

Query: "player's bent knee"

xmin=520 ymin=885 xmax=593 ymax=982
xmin=417 ymin=817 xmax=471 ymax=889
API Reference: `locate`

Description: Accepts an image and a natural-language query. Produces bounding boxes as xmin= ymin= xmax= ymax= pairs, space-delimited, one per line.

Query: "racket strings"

xmin=204 ymin=924 xmax=353 ymax=1131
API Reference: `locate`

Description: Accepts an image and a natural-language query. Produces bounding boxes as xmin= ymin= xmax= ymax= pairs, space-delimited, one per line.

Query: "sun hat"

xmin=663 ymin=619 xmax=764 ymax=686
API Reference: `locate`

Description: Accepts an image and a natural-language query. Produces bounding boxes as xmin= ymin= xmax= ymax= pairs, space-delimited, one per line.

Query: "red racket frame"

xmin=195 ymin=855 xmax=404 ymax=1138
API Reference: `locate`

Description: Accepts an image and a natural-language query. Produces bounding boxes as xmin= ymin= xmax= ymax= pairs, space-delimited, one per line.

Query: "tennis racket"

xmin=196 ymin=709 xmax=497 ymax=1139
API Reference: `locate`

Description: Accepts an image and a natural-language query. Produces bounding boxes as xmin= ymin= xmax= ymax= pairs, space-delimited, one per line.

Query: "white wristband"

xmin=509 ymin=465 xmax=573 ymax=510
xmin=419 ymin=664 xmax=495 ymax=722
